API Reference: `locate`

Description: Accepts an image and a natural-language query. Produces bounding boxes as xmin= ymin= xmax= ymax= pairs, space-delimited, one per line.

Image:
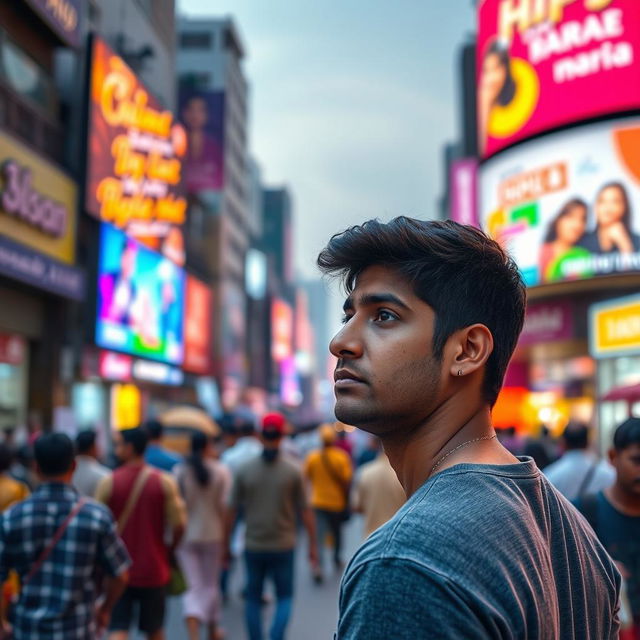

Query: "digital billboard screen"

xmin=178 ymin=89 xmax=225 ymax=194
xmin=477 ymin=0 xmax=640 ymax=158
xmin=184 ymin=275 xmax=213 ymax=375
xmin=480 ymin=116 xmax=640 ymax=287
xmin=86 ymin=37 xmax=187 ymax=264
xmin=96 ymin=223 xmax=185 ymax=365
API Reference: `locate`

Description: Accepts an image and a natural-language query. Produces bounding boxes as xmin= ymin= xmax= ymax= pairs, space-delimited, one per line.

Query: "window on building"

xmin=179 ymin=32 xmax=213 ymax=49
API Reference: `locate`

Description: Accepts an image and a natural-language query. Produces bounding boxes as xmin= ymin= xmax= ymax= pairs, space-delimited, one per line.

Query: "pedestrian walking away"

xmin=174 ymin=430 xmax=231 ymax=640
xmin=73 ymin=429 xmax=111 ymax=498
xmin=143 ymin=420 xmax=182 ymax=472
xmin=544 ymin=421 xmax=615 ymax=501
xmin=303 ymin=423 xmax=353 ymax=581
xmin=317 ymin=217 xmax=621 ymax=639
xmin=225 ymin=412 xmax=319 ymax=640
xmin=0 ymin=433 xmax=130 ymax=640
xmin=352 ymin=444 xmax=406 ymax=539
xmin=574 ymin=418 xmax=640 ymax=639
xmin=96 ymin=427 xmax=186 ymax=640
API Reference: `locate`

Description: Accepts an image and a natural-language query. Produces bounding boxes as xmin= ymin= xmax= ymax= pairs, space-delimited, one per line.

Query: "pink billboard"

xmin=449 ymin=158 xmax=478 ymax=227
xmin=477 ymin=0 xmax=640 ymax=158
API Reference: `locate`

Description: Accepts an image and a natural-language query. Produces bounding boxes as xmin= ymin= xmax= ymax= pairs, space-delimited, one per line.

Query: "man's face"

xmin=610 ymin=443 xmax=640 ymax=497
xmin=329 ymin=265 xmax=442 ymax=435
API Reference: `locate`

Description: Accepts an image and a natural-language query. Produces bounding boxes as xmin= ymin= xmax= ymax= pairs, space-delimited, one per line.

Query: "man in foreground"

xmin=575 ymin=418 xmax=640 ymax=637
xmin=0 ymin=433 xmax=130 ymax=639
xmin=318 ymin=217 xmax=620 ymax=638
xmin=225 ymin=413 xmax=318 ymax=640
xmin=96 ymin=427 xmax=185 ymax=640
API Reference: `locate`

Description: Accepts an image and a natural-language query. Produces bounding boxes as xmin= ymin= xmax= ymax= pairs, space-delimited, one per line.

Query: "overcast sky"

xmin=179 ymin=0 xmax=476 ymax=282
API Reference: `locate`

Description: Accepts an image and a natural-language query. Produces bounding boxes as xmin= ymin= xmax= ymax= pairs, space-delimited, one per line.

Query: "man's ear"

xmin=446 ymin=324 xmax=494 ymax=379
xmin=608 ymin=448 xmax=617 ymax=466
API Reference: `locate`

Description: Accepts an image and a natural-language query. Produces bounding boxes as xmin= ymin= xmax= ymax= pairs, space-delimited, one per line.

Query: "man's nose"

xmin=329 ymin=321 xmax=363 ymax=359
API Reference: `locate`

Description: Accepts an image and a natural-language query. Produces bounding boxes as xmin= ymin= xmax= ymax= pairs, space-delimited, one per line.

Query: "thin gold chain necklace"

xmin=430 ymin=434 xmax=497 ymax=475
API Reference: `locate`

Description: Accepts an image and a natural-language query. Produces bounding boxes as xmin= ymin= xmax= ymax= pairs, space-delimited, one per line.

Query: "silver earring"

xmin=457 ymin=370 xmax=463 ymax=376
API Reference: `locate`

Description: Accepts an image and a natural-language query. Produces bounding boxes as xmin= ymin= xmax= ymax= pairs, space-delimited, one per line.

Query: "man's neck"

xmin=382 ymin=398 xmax=514 ymax=497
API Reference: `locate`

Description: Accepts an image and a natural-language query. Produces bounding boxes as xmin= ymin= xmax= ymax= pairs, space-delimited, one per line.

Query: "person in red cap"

xmin=225 ymin=412 xmax=318 ymax=640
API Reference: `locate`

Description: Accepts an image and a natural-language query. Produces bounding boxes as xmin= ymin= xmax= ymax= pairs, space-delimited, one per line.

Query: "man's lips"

xmin=334 ymin=369 xmax=367 ymax=387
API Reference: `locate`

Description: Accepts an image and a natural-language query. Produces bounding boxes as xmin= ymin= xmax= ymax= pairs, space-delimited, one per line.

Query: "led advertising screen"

xmin=477 ymin=0 xmax=640 ymax=158
xmin=271 ymin=299 xmax=293 ymax=363
xmin=183 ymin=275 xmax=213 ymax=375
xmin=178 ymin=89 xmax=225 ymax=194
xmin=86 ymin=37 xmax=187 ymax=264
xmin=480 ymin=117 xmax=640 ymax=287
xmin=96 ymin=223 xmax=185 ymax=364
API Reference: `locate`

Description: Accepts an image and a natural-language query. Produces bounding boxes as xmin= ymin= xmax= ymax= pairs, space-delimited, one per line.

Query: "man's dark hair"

xmin=0 ymin=443 xmax=13 ymax=473
xmin=143 ymin=419 xmax=163 ymax=441
xmin=562 ymin=422 xmax=589 ymax=450
xmin=34 ymin=433 xmax=75 ymax=476
xmin=75 ymin=430 xmax=97 ymax=455
xmin=122 ymin=427 xmax=149 ymax=456
xmin=317 ymin=218 xmax=526 ymax=406
xmin=613 ymin=418 xmax=640 ymax=451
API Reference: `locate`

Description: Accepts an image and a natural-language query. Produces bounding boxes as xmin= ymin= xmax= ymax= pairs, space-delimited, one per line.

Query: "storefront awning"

xmin=603 ymin=383 xmax=640 ymax=402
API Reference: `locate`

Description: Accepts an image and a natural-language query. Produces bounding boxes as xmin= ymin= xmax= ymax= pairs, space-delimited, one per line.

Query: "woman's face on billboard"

xmin=183 ymin=97 xmax=208 ymax=130
xmin=482 ymin=53 xmax=507 ymax=101
xmin=596 ymin=186 xmax=626 ymax=227
xmin=556 ymin=204 xmax=586 ymax=244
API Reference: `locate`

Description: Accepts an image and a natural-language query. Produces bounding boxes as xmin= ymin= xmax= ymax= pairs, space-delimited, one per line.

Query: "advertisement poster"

xmin=178 ymin=89 xmax=225 ymax=194
xmin=480 ymin=116 xmax=640 ymax=287
xmin=449 ymin=158 xmax=479 ymax=227
xmin=477 ymin=0 xmax=640 ymax=158
xmin=271 ymin=299 xmax=293 ymax=363
xmin=184 ymin=275 xmax=213 ymax=374
xmin=86 ymin=37 xmax=187 ymax=264
xmin=96 ymin=223 xmax=185 ymax=365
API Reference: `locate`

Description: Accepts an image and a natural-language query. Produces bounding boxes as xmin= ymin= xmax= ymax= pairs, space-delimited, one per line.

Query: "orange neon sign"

xmin=86 ymin=37 xmax=187 ymax=264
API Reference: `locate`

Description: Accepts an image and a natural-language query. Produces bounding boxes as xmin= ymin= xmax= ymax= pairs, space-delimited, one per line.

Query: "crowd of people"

xmin=0 ymin=411 xmax=408 ymax=640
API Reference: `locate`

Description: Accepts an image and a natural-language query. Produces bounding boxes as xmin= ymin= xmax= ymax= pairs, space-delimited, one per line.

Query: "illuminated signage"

xmin=477 ymin=0 xmax=640 ymax=157
xmin=96 ymin=223 xmax=185 ymax=365
xmin=480 ymin=116 xmax=640 ymax=286
xmin=449 ymin=158 xmax=479 ymax=227
xmin=86 ymin=38 xmax=187 ymax=264
xmin=590 ymin=294 xmax=640 ymax=358
xmin=272 ymin=299 xmax=293 ymax=363
xmin=0 ymin=130 xmax=77 ymax=264
xmin=111 ymin=383 xmax=142 ymax=430
xmin=24 ymin=0 xmax=81 ymax=48
xmin=184 ymin=276 xmax=212 ymax=375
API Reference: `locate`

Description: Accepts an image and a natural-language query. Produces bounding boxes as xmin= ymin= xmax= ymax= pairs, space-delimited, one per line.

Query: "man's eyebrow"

xmin=343 ymin=293 xmax=410 ymax=313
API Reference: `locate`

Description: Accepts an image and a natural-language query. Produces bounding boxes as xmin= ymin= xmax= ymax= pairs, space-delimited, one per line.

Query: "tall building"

xmin=89 ymin=0 xmax=177 ymax=109
xmin=176 ymin=17 xmax=251 ymax=400
xmin=0 ymin=1 xmax=85 ymax=432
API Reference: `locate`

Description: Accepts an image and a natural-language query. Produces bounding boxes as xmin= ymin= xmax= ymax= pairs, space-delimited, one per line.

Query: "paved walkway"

xmin=165 ymin=516 xmax=365 ymax=639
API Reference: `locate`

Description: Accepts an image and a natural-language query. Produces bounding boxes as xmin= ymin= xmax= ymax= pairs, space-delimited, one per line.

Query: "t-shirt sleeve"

xmin=94 ymin=474 xmax=113 ymax=504
xmin=161 ymin=473 xmax=187 ymax=529
xmin=337 ymin=558 xmax=490 ymax=639
xmin=96 ymin=508 xmax=131 ymax=577
xmin=230 ymin=469 xmax=244 ymax=509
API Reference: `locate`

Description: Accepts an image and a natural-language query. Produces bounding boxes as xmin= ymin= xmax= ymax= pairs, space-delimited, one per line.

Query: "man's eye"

xmin=341 ymin=314 xmax=352 ymax=325
xmin=375 ymin=310 xmax=396 ymax=323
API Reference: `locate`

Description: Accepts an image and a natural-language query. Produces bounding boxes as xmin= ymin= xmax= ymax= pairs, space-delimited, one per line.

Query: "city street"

xmin=165 ymin=517 xmax=365 ymax=639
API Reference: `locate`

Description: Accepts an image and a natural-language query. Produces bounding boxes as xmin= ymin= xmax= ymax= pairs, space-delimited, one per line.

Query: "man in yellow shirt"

xmin=303 ymin=424 xmax=353 ymax=582
xmin=0 ymin=443 xmax=29 ymax=512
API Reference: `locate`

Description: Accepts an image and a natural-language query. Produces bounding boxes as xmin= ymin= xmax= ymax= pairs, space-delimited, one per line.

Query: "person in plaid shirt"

xmin=0 ymin=433 xmax=130 ymax=639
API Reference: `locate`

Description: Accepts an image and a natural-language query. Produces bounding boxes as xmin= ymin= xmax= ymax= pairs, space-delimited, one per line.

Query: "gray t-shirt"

xmin=231 ymin=454 xmax=307 ymax=551
xmin=337 ymin=457 xmax=620 ymax=639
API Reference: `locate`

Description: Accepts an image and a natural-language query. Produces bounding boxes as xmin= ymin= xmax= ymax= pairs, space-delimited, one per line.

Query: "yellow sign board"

xmin=110 ymin=383 xmax=142 ymax=431
xmin=590 ymin=295 xmax=640 ymax=358
xmin=0 ymin=130 xmax=77 ymax=264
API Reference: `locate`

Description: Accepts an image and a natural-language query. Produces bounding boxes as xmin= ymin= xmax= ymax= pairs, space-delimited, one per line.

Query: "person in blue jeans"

xmin=225 ymin=413 xmax=318 ymax=640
